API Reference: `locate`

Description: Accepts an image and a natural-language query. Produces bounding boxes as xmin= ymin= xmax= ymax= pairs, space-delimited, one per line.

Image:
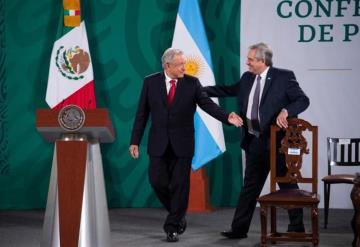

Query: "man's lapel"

xmin=159 ymin=72 xmax=168 ymax=107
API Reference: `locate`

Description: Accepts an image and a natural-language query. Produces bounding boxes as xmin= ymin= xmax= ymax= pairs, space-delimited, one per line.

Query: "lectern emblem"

xmin=58 ymin=105 xmax=86 ymax=131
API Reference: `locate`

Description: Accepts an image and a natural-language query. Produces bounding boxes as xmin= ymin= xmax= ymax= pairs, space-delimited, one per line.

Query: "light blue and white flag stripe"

xmin=172 ymin=0 xmax=226 ymax=170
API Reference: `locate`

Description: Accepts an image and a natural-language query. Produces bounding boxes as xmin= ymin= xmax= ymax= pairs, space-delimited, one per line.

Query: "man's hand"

xmin=228 ymin=112 xmax=243 ymax=127
xmin=129 ymin=145 xmax=139 ymax=159
xmin=276 ymin=109 xmax=288 ymax=128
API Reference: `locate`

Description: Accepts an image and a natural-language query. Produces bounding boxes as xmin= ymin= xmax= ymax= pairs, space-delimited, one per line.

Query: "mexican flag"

xmin=45 ymin=0 xmax=96 ymax=109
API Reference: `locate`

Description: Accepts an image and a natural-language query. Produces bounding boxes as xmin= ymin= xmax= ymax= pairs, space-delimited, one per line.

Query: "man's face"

xmin=246 ymin=49 xmax=266 ymax=75
xmin=165 ymin=54 xmax=186 ymax=79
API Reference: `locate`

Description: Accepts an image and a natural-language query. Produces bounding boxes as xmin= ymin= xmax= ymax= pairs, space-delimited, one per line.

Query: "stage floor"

xmin=0 ymin=207 xmax=354 ymax=246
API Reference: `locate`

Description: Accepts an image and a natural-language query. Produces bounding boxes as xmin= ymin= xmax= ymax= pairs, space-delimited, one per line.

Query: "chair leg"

xmin=260 ymin=205 xmax=268 ymax=247
xmin=324 ymin=183 xmax=330 ymax=229
xmin=270 ymin=206 xmax=277 ymax=245
xmin=270 ymin=206 xmax=277 ymax=234
xmin=312 ymin=206 xmax=319 ymax=246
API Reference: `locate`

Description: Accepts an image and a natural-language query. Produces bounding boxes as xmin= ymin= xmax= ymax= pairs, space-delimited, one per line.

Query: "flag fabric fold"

xmin=46 ymin=0 xmax=96 ymax=109
xmin=172 ymin=0 xmax=226 ymax=170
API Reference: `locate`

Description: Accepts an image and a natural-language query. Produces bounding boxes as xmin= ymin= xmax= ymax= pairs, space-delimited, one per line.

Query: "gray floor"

xmin=0 ymin=207 xmax=354 ymax=247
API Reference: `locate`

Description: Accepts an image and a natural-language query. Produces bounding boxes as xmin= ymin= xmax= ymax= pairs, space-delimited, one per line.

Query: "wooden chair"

xmin=322 ymin=138 xmax=360 ymax=229
xmin=257 ymin=118 xmax=319 ymax=246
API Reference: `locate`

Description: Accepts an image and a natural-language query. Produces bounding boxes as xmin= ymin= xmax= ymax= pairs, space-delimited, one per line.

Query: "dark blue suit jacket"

xmin=130 ymin=72 xmax=230 ymax=157
xmin=204 ymin=67 xmax=309 ymax=151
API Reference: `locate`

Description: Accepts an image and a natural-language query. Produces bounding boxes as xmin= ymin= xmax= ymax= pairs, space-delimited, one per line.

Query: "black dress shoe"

xmin=166 ymin=231 xmax=179 ymax=242
xmin=178 ymin=218 xmax=187 ymax=235
xmin=221 ymin=229 xmax=248 ymax=239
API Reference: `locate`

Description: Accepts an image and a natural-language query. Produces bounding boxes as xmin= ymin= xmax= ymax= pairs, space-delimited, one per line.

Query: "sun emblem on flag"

xmin=55 ymin=45 xmax=90 ymax=80
xmin=184 ymin=55 xmax=205 ymax=77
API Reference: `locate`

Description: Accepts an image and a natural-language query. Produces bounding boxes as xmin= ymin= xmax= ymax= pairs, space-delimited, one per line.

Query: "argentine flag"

xmin=172 ymin=0 xmax=226 ymax=170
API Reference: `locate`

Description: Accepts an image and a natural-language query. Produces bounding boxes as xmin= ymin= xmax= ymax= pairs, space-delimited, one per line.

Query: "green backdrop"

xmin=1 ymin=0 xmax=243 ymax=209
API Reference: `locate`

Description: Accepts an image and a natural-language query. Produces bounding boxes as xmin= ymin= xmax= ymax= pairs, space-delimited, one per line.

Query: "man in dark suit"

xmin=129 ymin=48 xmax=242 ymax=242
xmin=204 ymin=42 xmax=310 ymax=239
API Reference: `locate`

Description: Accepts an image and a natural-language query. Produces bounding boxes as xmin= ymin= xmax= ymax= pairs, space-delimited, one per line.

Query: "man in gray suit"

xmin=204 ymin=42 xmax=310 ymax=239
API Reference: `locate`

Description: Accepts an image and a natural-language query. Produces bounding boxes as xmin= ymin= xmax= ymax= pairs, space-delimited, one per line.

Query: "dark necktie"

xmin=251 ymin=75 xmax=261 ymax=131
xmin=167 ymin=79 xmax=176 ymax=105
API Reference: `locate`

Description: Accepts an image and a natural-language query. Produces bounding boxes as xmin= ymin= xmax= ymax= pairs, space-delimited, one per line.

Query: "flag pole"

xmin=172 ymin=0 xmax=224 ymax=213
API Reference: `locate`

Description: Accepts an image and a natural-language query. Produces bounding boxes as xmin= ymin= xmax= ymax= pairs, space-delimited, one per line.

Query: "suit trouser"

xmin=231 ymin=135 xmax=304 ymax=233
xmin=149 ymin=144 xmax=192 ymax=233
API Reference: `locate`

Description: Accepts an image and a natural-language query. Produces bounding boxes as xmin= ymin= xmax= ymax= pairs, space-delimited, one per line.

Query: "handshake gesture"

xmin=228 ymin=112 xmax=243 ymax=128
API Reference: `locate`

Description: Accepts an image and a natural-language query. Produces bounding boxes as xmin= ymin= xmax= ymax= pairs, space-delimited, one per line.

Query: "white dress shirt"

xmin=246 ymin=66 xmax=270 ymax=122
xmin=164 ymin=72 xmax=177 ymax=94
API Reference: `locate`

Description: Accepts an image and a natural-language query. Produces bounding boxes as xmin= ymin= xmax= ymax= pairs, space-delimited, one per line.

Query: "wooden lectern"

xmin=36 ymin=108 xmax=114 ymax=247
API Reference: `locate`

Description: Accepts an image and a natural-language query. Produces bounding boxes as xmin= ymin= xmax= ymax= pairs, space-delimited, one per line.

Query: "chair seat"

xmin=322 ymin=174 xmax=355 ymax=184
xmin=258 ymin=189 xmax=320 ymax=204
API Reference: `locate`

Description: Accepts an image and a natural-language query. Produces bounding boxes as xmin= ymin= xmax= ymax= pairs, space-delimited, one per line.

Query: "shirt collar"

xmin=259 ymin=66 xmax=270 ymax=80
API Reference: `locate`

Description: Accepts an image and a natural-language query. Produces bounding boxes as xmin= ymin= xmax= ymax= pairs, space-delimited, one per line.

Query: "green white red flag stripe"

xmin=64 ymin=9 xmax=81 ymax=16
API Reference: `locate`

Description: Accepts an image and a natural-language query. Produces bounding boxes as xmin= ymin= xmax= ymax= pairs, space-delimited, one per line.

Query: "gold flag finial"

xmin=63 ymin=0 xmax=81 ymax=27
